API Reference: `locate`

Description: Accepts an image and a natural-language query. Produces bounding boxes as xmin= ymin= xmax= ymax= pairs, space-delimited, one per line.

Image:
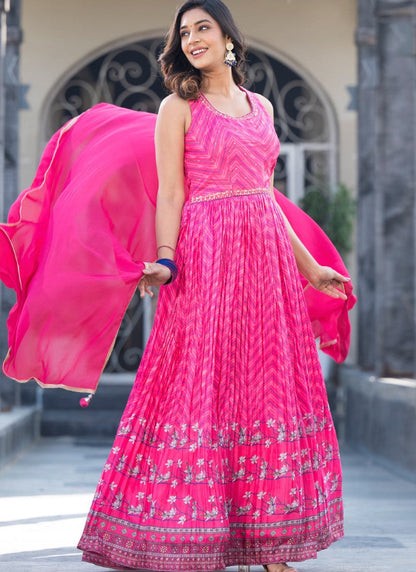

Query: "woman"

xmin=76 ymin=1 xmax=351 ymax=571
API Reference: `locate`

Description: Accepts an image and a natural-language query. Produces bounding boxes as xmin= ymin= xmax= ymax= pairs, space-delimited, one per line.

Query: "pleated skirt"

xmin=78 ymin=191 xmax=343 ymax=571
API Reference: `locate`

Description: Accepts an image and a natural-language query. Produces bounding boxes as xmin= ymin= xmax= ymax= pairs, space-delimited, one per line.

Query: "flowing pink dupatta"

xmin=0 ymin=104 xmax=355 ymax=395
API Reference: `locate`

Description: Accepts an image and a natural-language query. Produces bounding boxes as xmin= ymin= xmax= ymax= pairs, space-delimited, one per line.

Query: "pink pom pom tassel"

xmin=79 ymin=393 xmax=93 ymax=408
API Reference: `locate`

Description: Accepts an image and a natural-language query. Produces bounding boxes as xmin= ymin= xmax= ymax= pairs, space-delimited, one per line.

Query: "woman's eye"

xmin=180 ymin=25 xmax=208 ymax=38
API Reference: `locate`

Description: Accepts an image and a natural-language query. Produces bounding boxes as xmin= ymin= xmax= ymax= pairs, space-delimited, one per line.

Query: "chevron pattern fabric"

xmin=78 ymin=88 xmax=343 ymax=570
xmin=184 ymin=89 xmax=278 ymax=198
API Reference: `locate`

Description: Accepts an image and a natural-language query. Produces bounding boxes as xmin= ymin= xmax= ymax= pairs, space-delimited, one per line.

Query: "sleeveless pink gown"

xmin=77 ymin=89 xmax=344 ymax=569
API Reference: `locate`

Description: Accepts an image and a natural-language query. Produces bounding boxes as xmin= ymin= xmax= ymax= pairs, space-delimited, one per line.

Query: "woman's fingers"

xmin=138 ymin=278 xmax=154 ymax=298
xmin=138 ymin=261 xmax=172 ymax=297
xmin=138 ymin=280 xmax=145 ymax=298
xmin=138 ymin=278 xmax=147 ymax=298
xmin=138 ymin=265 xmax=154 ymax=298
xmin=323 ymin=281 xmax=347 ymax=300
xmin=332 ymin=271 xmax=350 ymax=283
xmin=329 ymin=272 xmax=349 ymax=300
xmin=145 ymin=284 xmax=154 ymax=297
xmin=311 ymin=266 xmax=350 ymax=300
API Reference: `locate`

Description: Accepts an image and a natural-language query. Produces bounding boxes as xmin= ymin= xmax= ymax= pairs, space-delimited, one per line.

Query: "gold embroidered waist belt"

xmin=189 ymin=188 xmax=270 ymax=203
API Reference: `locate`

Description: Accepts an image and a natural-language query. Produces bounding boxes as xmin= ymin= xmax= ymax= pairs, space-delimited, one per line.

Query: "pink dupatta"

xmin=0 ymin=104 xmax=356 ymax=394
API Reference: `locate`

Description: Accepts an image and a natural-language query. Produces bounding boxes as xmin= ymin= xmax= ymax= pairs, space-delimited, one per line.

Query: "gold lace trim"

xmin=189 ymin=188 xmax=270 ymax=203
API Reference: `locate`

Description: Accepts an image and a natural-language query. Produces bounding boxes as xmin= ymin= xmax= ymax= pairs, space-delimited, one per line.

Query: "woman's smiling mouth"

xmin=191 ymin=48 xmax=208 ymax=58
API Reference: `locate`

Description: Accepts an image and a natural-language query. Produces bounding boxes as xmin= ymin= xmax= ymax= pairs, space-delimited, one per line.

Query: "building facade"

xmin=20 ymin=0 xmax=357 ymax=192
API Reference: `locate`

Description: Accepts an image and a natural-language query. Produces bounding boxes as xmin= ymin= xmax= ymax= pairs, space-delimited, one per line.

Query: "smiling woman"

xmin=160 ymin=0 xmax=246 ymax=100
xmin=74 ymin=1 xmax=354 ymax=571
xmin=0 ymin=0 xmax=354 ymax=570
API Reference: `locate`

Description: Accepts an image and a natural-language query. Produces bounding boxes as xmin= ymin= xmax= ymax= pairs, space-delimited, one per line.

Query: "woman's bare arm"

xmin=269 ymin=177 xmax=349 ymax=299
xmin=138 ymin=94 xmax=190 ymax=297
xmin=260 ymin=95 xmax=349 ymax=300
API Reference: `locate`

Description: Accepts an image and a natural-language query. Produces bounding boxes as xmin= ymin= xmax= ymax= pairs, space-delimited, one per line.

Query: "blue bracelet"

xmin=156 ymin=258 xmax=178 ymax=284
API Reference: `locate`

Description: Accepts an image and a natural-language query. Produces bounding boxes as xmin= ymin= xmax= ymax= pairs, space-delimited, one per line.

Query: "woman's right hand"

xmin=138 ymin=262 xmax=172 ymax=298
xmin=308 ymin=265 xmax=350 ymax=300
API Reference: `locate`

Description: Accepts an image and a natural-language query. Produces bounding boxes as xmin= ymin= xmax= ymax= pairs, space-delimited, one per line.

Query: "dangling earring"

xmin=224 ymin=41 xmax=237 ymax=67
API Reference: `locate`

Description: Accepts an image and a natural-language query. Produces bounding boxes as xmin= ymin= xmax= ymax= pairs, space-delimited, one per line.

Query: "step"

xmin=41 ymin=382 xmax=132 ymax=411
xmin=40 ymin=377 xmax=135 ymax=437
xmin=40 ymin=409 xmax=124 ymax=438
xmin=0 ymin=406 xmax=40 ymax=469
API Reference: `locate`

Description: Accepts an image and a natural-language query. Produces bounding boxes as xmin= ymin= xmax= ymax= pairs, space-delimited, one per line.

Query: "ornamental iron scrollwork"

xmin=45 ymin=37 xmax=337 ymax=373
xmin=245 ymin=48 xmax=330 ymax=144
xmin=304 ymin=149 xmax=331 ymax=190
xmin=45 ymin=38 xmax=165 ymax=138
xmin=105 ymin=292 xmax=145 ymax=373
xmin=274 ymin=155 xmax=288 ymax=196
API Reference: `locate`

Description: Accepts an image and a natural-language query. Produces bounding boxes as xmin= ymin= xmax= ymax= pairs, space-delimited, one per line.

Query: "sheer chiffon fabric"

xmin=0 ymin=106 xmax=157 ymax=392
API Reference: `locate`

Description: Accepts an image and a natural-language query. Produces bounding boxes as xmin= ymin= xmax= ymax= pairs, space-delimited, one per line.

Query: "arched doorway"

xmin=42 ymin=35 xmax=338 ymax=374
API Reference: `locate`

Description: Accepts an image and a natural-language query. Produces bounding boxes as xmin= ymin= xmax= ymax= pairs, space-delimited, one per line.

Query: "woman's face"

xmin=180 ymin=7 xmax=228 ymax=71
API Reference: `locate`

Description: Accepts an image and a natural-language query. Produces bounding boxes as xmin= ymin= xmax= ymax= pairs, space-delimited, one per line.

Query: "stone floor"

xmin=0 ymin=437 xmax=415 ymax=571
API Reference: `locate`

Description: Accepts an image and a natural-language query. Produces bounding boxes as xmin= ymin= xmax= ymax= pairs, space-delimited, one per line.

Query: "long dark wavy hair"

xmin=159 ymin=0 xmax=247 ymax=100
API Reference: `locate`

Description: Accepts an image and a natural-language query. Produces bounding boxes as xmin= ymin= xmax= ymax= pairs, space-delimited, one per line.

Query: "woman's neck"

xmin=200 ymin=67 xmax=237 ymax=97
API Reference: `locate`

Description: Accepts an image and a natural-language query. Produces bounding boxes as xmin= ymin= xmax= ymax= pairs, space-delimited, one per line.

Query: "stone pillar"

xmin=0 ymin=0 xmax=22 ymax=409
xmin=4 ymin=0 xmax=21 ymax=216
xmin=357 ymin=0 xmax=416 ymax=377
xmin=356 ymin=0 xmax=377 ymax=371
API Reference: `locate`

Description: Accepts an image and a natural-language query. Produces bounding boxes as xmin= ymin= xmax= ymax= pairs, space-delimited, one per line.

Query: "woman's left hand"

xmin=308 ymin=266 xmax=350 ymax=300
xmin=138 ymin=262 xmax=172 ymax=298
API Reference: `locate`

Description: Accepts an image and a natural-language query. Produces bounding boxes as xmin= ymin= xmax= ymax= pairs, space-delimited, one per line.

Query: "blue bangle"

xmin=156 ymin=258 xmax=178 ymax=284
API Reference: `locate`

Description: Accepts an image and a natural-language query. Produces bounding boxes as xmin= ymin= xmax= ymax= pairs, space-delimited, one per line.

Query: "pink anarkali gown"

xmin=73 ymin=88 xmax=346 ymax=570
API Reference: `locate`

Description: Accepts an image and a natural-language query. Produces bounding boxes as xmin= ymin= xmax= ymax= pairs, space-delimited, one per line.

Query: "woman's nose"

xmin=188 ymin=30 xmax=200 ymax=44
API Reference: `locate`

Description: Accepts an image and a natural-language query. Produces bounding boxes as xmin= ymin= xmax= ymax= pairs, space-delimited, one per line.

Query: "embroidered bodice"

xmin=184 ymin=87 xmax=280 ymax=200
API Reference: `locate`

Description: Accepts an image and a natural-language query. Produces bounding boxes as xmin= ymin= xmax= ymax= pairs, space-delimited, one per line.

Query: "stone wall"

xmin=346 ymin=0 xmax=416 ymax=472
xmin=0 ymin=0 xmax=22 ymax=409
xmin=340 ymin=366 xmax=416 ymax=474
xmin=356 ymin=0 xmax=416 ymax=377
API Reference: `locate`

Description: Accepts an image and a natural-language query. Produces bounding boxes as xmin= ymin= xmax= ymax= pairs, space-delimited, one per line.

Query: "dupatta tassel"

xmin=80 ymin=394 xmax=93 ymax=408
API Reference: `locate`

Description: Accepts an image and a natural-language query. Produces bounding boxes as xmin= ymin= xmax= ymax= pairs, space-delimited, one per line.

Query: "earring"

xmin=224 ymin=41 xmax=237 ymax=67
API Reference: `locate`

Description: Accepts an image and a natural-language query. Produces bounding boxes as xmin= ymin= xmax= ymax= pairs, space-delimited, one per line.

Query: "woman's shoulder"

xmin=248 ymin=90 xmax=274 ymax=118
xmin=158 ymin=93 xmax=192 ymax=128
xmin=157 ymin=93 xmax=193 ymax=134
xmin=158 ymin=93 xmax=191 ymax=115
